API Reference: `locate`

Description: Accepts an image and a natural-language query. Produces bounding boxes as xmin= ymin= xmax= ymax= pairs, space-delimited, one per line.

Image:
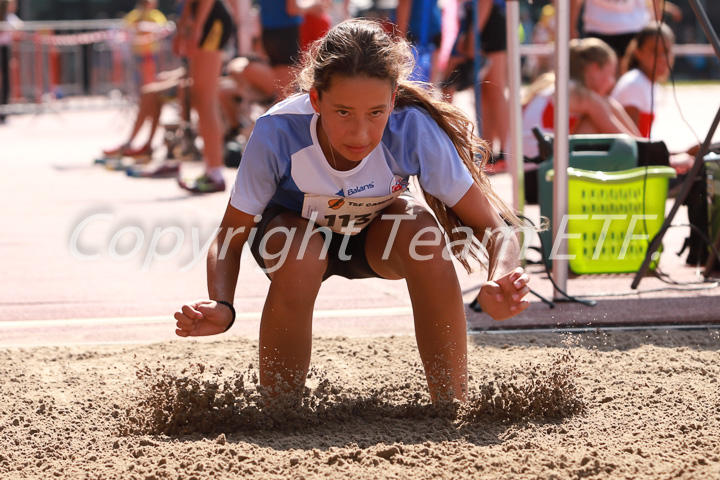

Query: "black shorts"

xmin=585 ymin=32 xmax=636 ymax=62
xmin=261 ymin=26 xmax=301 ymax=66
xmin=197 ymin=0 xmax=234 ymax=51
xmin=450 ymin=3 xmax=506 ymax=59
xmin=480 ymin=4 xmax=507 ymax=54
xmin=249 ymin=204 xmax=381 ymax=281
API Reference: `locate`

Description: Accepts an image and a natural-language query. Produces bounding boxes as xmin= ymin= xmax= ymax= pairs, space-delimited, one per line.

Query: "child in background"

xmin=174 ymin=19 xmax=531 ymax=404
xmin=612 ymin=22 xmax=675 ymax=139
xmin=612 ymin=22 xmax=694 ymax=174
xmin=522 ymin=38 xmax=640 ymax=159
xmin=521 ymin=37 xmax=641 ymax=202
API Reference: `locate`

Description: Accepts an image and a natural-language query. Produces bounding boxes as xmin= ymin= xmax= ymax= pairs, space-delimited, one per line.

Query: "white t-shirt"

xmin=230 ymin=93 xmax=475 ymax=231
xmin=583 ymin=0 xmax=650 ymax=36
xmin=522 ymin=86 xmax=581 ymax=159
xmin=611 ymin=68 xmax=657 ymax=137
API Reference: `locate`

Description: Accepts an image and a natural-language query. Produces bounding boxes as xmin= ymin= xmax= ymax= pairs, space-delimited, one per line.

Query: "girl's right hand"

xmin=174 ymin=300 xmax=233 ymax=337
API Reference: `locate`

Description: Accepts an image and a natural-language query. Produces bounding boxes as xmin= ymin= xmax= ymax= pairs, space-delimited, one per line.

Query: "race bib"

xmin=301 ymin=188 xmax=407 ymax=235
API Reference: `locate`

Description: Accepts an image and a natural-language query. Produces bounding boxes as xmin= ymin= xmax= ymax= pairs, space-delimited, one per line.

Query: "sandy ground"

xmin=3 ymin=329 xmax=720 ymax=479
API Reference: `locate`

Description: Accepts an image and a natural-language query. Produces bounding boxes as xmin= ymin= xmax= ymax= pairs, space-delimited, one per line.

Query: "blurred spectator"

xmin=300 ymin=9 xmax=332 ymax=51
xmin=394 ymin=0 xmax=444 ymax=83
xmin=441 ymin=0 xmax=509 ymax=160
xmin=257 ymin=0 xmax=327 ymax=99
xmin=101 ymin=67 xmax=187 ymax=162
xmin=570 ymin=0 xmax=682 ymax=64
xmin=0 ymin=0 xmax=22 ymax=124
xmin=523 ymin=3 xmax=555 ymax=82
xmin=613 ymin=21 xmax=675 ymax=139
xmin=521 ymin=38 xmax=641 ymax=202
xmin=124 ymin=0 xmax=168 ymax=89
xmin=174 ymin=0 xmax=235 ymax=194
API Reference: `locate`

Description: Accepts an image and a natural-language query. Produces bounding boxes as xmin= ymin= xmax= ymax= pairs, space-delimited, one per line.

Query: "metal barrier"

xmin=0 ymin=19 xmax=180 ymax=115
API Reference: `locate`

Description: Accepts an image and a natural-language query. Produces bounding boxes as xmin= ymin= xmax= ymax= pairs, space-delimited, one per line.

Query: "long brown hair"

xmin=294 ymin=18 xmax=520 ymax=272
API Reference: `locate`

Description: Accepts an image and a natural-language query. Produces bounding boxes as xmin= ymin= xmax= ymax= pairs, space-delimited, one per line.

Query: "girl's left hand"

xmin=476 ymin=267 xmax=530 ymax=321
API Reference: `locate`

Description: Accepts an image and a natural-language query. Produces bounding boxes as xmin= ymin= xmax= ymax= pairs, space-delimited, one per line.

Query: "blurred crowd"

xmin=2 ymin=0 xmax=706 ymax=194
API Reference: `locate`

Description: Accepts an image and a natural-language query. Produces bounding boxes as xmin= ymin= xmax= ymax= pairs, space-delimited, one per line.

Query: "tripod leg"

xmin=530 ymin=288 xmax=555 ymax=309
xmin=634 ymin=0 xmax=720 ymax=289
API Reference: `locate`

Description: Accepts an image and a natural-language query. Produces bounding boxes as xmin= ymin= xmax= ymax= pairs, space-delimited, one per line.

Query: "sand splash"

xmin=123 ymin=350 xmax=586 ymax=436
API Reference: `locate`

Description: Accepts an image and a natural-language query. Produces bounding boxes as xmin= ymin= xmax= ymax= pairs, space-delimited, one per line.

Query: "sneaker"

xmin=124 ymin=143 xmax=153 ymax=159
xmin=126 ymin=161 xmax=180 ymax=178
xmin=178 ymin=174 xmax=226 ymax=193
xmin=102 ymin=144 xmax=131 ymax=158
xmin=105 ymin=158 xmax=132 ymax=171
xmin=101 ymin=143 xmax=153 ymax=159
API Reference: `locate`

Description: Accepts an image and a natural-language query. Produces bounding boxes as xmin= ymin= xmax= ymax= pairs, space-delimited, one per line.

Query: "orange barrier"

xmin=1 ymin=22 xmax=179 ymax=114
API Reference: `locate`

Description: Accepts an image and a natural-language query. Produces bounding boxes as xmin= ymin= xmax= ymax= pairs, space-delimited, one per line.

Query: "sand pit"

xmin=2 ymin=329 xmax=720 ymax=479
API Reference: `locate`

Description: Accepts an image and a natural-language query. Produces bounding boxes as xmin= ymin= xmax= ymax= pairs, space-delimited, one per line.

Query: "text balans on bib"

xmin=301 ymin=188 xmax=408 ymax=235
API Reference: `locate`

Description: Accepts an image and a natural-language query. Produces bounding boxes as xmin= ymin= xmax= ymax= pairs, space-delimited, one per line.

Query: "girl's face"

xmin=635 ymin=37 xmax=673 ymax=82
xmin=585 ymin=58 xmax=617 ymax=96
xmin=310 ymin=75 xmax=395 ymax=169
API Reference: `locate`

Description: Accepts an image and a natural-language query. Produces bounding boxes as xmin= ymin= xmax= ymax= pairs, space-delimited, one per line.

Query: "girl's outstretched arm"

xmin=450 ymin=183 xmax=531 ymax=321
xmin=175 ymin=201 xmax=258 ymax=336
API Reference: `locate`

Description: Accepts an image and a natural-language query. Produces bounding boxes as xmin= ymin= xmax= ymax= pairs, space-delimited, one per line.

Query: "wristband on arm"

xmin=216 ymin=300 xmax=236 ymax=332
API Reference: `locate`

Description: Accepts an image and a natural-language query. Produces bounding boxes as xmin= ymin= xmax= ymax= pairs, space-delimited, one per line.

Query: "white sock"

xmin=206 ymin=167 xmax=224 ymax=183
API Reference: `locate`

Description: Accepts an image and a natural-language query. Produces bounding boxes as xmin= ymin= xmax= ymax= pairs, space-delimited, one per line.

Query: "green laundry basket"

xmin=545 ymin=166 xmax=676 ymax=274
xmin=538 ymin=134 xmax=638 ymax=265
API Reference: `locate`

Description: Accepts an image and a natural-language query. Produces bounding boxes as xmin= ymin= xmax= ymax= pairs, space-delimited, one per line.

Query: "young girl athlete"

xmin=174 ymin=19 xmax=530 ymax=403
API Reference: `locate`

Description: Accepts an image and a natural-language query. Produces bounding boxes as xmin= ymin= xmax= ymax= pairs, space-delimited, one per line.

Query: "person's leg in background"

xmin=181 ymin=48 xmax=226 ymax=191
xmin=0 ymin=45 xmax=10 ymax=123
xmin=481 ymin=49 xmax=508 ymax=159
xmin=478 ymin=2 xmax=509 ymax=160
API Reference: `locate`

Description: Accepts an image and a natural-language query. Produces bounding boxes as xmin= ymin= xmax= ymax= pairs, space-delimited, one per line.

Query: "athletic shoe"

xmin=126 ymin=161 xmax=180 ymax=178
xmin=178 ymin=174 xmax=226 ymax=194
xmin=102 ymin=144 xmax=130 ymax=158
xmin=105 ymin=158 xmax=132 ymax=171
xmin=101 ymin=143 xmax=153 ymax=159
xmin=123 ymin=143 xmax=153 ymax=159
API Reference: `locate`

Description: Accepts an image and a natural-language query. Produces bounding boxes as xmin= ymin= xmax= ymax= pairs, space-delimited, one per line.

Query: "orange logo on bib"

xmin=328 ymin=198 xmax=345 ymax=210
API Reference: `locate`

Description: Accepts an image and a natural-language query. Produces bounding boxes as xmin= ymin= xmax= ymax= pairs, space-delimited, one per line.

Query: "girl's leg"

xmin=364 ymin=198 xmax=468 ymax=402
xmin=258 ymin=213 xmax=328 ymax=398
xmin=189 ymin=50 xmax=224 ymax=171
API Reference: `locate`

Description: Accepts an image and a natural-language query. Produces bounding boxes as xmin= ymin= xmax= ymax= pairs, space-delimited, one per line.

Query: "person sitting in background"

xmin=101 ymin=67 xmax=187 ymax=162
xmin=612 ymin=22 xmax=693 ymax=173
xmin=612 ymin=22 xmax=673 ymax=140
xmin=521 ymin=37 xmax=641 ymax=203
